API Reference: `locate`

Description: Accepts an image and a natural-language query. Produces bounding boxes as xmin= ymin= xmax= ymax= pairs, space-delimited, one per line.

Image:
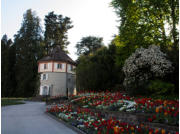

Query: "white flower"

xmin=77 ymin=125 xmax=85 ymax=128
xmin=82 ymin=105 xmax=88 ymax=108
xmin=122 ymin=45 xmax=173 ymax=90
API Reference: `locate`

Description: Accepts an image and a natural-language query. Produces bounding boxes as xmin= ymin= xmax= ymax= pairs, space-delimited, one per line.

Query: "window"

xmin=40 ymin=86 xmax=49 ymax=95
xmin=44 ymin=64 xmax=47 ymax=69
xmin=68 ymin=64 xmax=73 ymax=71
xmin=71 ymin=65 xmax=73 ymax=71
xmin=57 ymin=63 xmax=62 ymax=69
xmin=43 ymin=74 xmax=46 ymax=80
xmin=41 ymin=74 xmax=48 ymax=80
xmin=43 ymin=86 xmax=48 ymax=95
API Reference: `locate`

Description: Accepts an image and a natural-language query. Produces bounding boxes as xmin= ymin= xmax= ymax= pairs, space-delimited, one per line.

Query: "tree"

xmin=76 ymin=36 xmax=104 ymax=56
xmin=44 ymin=11 xmax=73 ymax=54
xmin=111 ymin=0 xmax=179 ymax=91
xmin=14 ymin=9 xmax=44 ymax=97
xmin=111 ymin=0 xmax=179 ymax=49
xmin=1 ymin=35 xmax=16 ymax=97
xmin=76 ymin=44 xmax=118 ymax=91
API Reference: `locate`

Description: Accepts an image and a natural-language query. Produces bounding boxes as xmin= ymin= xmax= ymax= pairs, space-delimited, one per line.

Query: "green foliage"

xmin=122 ymin=45 xmax=173 ymax=96
xmin=146 ymin=80 xmax=175 ymax=97
xmin=44 ymin=11 xmax=73 ymax=54
xmin=111 ymin=0 xmax=179 ymax=93
xmin=111 ymin=35 xmax=135 ymax=85
xmin=1 ymin=35 xmax=16 ymax=97
xmin=76 ymin=44 xmax=118 ymax=91
xmin=14 ymin=9 xmax=44 ymax=97
xmin=2 ymin=9 xmax=73 ymax=97
xmin=76 ymin=36 xmax=103 ymax=56
xmin=111 ymin=0 xmax=179 ymax=49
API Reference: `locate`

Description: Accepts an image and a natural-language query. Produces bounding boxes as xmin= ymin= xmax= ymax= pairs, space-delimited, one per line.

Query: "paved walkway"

xmin=2 ymin=101 xmax=77 ymax=134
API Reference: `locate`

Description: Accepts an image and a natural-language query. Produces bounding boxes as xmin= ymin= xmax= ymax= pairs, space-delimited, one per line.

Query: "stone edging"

xmin=45 ymin=112 xmax=86 ymax=134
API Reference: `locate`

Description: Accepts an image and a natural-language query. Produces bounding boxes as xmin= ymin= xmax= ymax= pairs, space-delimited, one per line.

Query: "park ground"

xmin=2 ymin=101 xmax=77 ymax=134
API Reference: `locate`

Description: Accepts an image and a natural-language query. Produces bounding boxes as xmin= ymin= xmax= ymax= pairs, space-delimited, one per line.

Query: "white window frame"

xmin=41 ymin=74 xmax=48 ymax=80
xmin=62 ymin=64 xmax=65 ymax=69
xmin=44 ymin=64 xmax=47 ymax=69
xmin=40 ymin=85 xmax=49 ymax=95
xmin=57 ymin=63 xmax=62 ymax=69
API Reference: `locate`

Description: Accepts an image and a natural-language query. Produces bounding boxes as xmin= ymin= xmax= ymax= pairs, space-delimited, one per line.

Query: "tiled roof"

xmin=38 ymin=46 xmax=76 ymax=65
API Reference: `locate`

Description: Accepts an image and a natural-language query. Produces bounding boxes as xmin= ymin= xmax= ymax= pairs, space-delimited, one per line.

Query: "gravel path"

xmin=2 ymin=101 xmax=77 ymax=134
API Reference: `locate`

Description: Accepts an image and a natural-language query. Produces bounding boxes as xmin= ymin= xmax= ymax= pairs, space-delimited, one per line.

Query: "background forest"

xmin=1 ymin=0 xmax=179 ymax=99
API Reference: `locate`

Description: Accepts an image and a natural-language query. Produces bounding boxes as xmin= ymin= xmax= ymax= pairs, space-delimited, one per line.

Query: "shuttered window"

xmin=41 ymin=74 xmax=48 ymax=80
xmin=57 ymin=63 xmax=62 ymax=69
xmin=44 ymin=64 xmax=47 ymax=69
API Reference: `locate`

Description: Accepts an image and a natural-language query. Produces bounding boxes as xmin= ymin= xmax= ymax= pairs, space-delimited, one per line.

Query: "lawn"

xmin=1 ymin=98 xmax=26 ymax=106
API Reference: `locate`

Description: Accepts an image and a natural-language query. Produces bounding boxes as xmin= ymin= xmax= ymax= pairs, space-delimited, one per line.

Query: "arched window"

xmin=42 ymin=86 xmax=49 ymax=95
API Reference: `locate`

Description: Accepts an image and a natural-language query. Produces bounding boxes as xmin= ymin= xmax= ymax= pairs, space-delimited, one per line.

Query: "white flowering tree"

xmin=122 ymin=45 xmax=173 ymax=94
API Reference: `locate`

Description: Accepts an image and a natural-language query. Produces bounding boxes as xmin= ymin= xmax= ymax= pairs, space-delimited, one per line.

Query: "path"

xmin=1 ymin=101 xmax=77 ymax=134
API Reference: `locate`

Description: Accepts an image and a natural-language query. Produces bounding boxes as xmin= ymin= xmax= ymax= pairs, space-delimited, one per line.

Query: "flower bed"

xmin=47 ymin=103 xmax=178 ymax=134
xmin=72 ymin=92 xmax=178 ymax=126
xmin=46 ymin=91 xmax=179 ymax=134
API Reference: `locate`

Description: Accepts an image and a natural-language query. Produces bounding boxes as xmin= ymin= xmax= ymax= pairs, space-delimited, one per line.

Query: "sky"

xmin=1 ymin=0 xmax=119 ymax=60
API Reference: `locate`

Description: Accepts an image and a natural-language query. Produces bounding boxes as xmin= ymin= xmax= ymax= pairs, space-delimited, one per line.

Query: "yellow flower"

xmin=113 ymin=126 xmax=120 ymax=133
xmin=164 ymin=112 xmax=168 ymax=116
xmin=130 ymin=126 xmax=134 ymax=131
xmin=156 ymin=107 xmax=159 ymax=113
xmin=161 ymin=129 xmax=166 ymax=134
xmin=164 ymin=101 xmax=167 ymax=107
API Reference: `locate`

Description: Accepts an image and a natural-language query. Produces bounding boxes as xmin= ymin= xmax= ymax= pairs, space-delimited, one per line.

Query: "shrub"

xmin=146 ymin=80 xmax=175 ymax=98
xmin=122 ymin=45 xmax=173 ymax=95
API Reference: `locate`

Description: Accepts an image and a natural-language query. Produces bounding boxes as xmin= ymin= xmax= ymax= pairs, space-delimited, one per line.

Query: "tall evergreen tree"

xmin=1 ymin=35 xmax=16 ymax=97
xmin=14 ymin=9 xmax=44 ymax=97
xmin=44 ymin=11 xmax=73 ymax=54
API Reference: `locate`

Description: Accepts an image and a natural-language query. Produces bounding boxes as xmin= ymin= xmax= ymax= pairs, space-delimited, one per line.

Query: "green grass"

xmin=1 ymin=98 xmax=26 ymax=106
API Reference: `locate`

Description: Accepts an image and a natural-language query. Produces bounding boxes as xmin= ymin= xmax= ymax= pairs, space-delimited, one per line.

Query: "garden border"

xmin=71 ymin=105 xmax=179 ymax=132
xmin=45 ymin=112 xmax=86 ymax=134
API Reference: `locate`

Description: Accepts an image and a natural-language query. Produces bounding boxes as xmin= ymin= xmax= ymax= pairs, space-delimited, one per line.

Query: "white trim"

xmin=54 ymin=63 xmax=57 ymax=69
xmin=46 ymin=74 xmax=48 ymax=80
xmin=41 ymin=64 xmax=43 ymax=70
xmin=62 ymin=63 xmax=65 ymax=69
xmin=40 ymin=86 xmax=43 ymax=95
xmin=40 ymin=74 xmax=43 ymax=80
xmin=48 ymin=63 xmax=50 ymax=69
xmin=40 ymin=85 xmax=49 ymax=95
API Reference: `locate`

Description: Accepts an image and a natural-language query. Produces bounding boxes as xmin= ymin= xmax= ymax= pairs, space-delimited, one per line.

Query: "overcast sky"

xmin=2 ymin=0 xmax=119 ymax=60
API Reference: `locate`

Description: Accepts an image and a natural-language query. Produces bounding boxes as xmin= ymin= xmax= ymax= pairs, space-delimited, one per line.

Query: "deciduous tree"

xmin=76 ymin=36 xmax=104 ymax=56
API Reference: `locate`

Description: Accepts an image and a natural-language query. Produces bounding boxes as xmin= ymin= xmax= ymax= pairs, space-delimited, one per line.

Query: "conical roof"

xmin=38 ymin=46 xmax=76 ymax=65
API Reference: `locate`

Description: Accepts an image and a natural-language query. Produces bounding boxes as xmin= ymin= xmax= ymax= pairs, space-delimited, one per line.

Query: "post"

xmin=46 ymin=95 xmax=48 ymax=104
xmin=67 ymin=88 xmax=68 ymax=99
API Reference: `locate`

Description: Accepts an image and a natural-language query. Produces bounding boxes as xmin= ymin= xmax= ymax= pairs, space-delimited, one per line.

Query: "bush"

xmin=122 ymin=45 xmax=173 ymax=95
xmin=146 ymin=80 xmax=175 ymax=98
